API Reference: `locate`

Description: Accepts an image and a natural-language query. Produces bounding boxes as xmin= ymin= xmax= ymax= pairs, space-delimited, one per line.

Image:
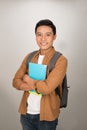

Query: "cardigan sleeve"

xmin=12 ymin=54 xmax=29 ymax=90
xmin=35 ymin=55 xmax=68 ymax=95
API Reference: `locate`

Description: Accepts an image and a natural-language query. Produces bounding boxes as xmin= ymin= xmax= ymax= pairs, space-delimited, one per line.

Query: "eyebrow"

xmin=36 ymin=32 xmax=53 ymax=34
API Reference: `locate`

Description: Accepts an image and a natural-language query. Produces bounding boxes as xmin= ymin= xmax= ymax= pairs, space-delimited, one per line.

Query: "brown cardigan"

xmin=12 ymin=47 xmax=68 ymax=121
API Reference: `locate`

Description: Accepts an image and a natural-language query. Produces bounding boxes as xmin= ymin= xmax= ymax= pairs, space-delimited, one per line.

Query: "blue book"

xmin=28 ymin=62 xmax=47 ymax=95
xmin=28 ymin=62 xmax=47 ymax=80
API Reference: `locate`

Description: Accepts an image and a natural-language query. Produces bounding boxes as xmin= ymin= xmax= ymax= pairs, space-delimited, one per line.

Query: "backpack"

xmin=27 ymin=51 xmax=69 ymax=108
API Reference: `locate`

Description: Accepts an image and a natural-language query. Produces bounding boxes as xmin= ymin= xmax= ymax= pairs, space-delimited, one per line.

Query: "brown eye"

xmin=36 ymin=33 xmax=42 ymax=37
xmin=46 ymin=32 xmax=52 ymax=37
xmin=46 ymin=34 xmax=50 ymax=36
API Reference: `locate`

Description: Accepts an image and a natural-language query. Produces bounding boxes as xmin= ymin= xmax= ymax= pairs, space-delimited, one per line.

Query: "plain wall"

xmin=0 ymin=0 xmax=87 ymax=130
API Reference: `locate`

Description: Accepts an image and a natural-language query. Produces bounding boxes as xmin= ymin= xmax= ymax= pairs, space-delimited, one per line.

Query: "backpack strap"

xmin=49 ymin=51 xmax=62 ymax=72
xmin=27 ymin=50 xmax=38 ymax=63
xmin=49 ymin=51 xmax=62 ymax=97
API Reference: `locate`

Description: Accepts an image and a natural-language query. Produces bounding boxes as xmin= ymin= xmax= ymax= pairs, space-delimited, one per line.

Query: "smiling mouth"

xmin=40 ymin=42 xmax=48 ymax=46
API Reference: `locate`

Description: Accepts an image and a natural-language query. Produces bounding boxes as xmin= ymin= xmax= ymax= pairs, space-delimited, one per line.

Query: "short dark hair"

xmin=35 ymin=19 xmax=56 ymax=35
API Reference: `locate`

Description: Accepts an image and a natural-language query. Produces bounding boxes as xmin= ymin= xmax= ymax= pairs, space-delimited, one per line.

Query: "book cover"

xmin=28 ymin=62 xmax=47 ymax=95
xmin=28 ymin=62 xmax=47 ymax=80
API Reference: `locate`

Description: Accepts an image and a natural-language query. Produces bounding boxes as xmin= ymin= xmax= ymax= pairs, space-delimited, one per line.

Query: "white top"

xmin=27 ymin=55 xmax=45 ymax=114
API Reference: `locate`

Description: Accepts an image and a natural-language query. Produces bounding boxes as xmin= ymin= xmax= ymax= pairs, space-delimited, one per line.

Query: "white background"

xmin=0 ymin=0 xmax=87 ymax=130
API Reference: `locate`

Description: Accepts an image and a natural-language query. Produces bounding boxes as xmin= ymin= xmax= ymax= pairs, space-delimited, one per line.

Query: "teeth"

xmin=41 ymin=43 xmax=47 ymax=45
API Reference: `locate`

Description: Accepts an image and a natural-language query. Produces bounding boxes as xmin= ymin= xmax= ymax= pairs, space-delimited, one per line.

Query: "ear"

xmin=53 ymin=34 xmax=56 ymax=40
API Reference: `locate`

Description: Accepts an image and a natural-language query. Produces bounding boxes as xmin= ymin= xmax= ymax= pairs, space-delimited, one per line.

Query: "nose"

xmin=41 ymin=35 xmax=46 ymax=41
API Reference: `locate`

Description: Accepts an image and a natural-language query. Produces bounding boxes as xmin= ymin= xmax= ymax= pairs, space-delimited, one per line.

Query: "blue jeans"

xmin=20 ymin=113 xmax=58 ymax=130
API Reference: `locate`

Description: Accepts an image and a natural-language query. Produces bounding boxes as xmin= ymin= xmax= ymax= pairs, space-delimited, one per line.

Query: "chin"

xmin=40 ymin=47 xmax=48 ymax=50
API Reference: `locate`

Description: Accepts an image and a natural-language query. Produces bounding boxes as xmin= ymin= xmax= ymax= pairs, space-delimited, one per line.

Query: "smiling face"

xmin=36 ymin=26 xmax=56 ymax=52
